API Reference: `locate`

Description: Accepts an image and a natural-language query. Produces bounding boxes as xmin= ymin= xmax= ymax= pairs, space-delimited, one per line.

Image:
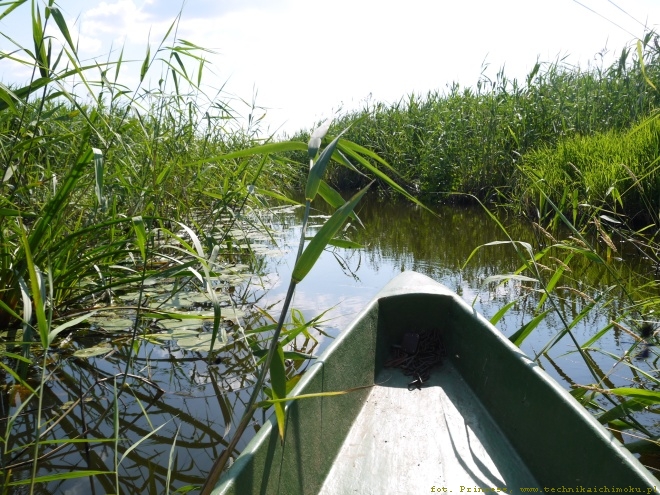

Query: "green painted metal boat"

xmin=210 ymin=271 xmax=659 ymax=494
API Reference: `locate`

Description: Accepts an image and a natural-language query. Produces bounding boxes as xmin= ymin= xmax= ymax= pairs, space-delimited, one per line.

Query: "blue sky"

xmin=2 ymin=0 xmax=660 ymax=135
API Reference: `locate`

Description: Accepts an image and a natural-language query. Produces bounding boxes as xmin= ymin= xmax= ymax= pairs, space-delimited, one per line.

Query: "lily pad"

xmin=221 ymin=263 xmax=251 ymax=272
xmin=73 ymin=343 xmax=112 ymax=358
xmin=186 ymin=294 xmax=212 ymax=304
xmin=160 ymin=318 xmax=205 ymax=331
xmin=217 ymin=307 xmax=245 ymax=322
xmin=218 ymin=274 xmax=252 ymax=284
xmin=90 ymin=317 xmax=134 ymax=332
xmin=117 ymin=293 xmax=139 ymax=302
xmin=174 ymin=333 xmax=220 ymax=352
xmin=251 ymin=246 xmax=286 ymax=257
xmin=145 ymin=328 xmax=228 ymax=352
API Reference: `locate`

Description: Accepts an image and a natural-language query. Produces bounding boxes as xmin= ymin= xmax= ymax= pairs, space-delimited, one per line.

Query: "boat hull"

xmin=211 ymin=271 xmax=659 ymax=494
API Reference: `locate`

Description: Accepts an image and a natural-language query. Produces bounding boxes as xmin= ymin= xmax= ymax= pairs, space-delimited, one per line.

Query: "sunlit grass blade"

xmin=250 ymin=187 xmax=302 ymax=205
xmin=536 ymin=253 xmax=572 ymax=309
xmin=463 ymin=240 xmax=535 ymax=270
xmin=8 ymin=470 xmax=113 ymax=486
xmin=489 ymin=300 xmax=517 ymax=326
xmin=536 ymin=290 xmax=612 ymax=358
xmin=268 ymin=346 xmax=287 ymax=440
xmin=140 ymin=43 xmax=151 ymax=82
xmin=482 ymin=274 xmax=538 ymax=285
xmin=252 ymin=349 xmax=315 ymax=361
xmin=119 ymin=418 xmax=169 ymax=466
xmin=580 ymin=320 xmax=616 ymax=349
xmin=166 ymin=424 xmax=181 ymax=495
xmin=187 ymin=141 xmax=307 ymax=166
xmin=337 ymin=138 xmax=400 ymax=175
xmin=132 ymin=216 xmax=148 ymax=261
xmin=255 ymin=383 xmax=375 ymax=407
xmin=597 ymin=397 xmax=654 ymax=425
xmin=47 ymin=310 xmax=97 ymax=346
xmin=508 ymin=308 xmax=551 ymax=347
xmin=337 ymin=140 xmax=428 ymax=210
xmin=93 ymin=147 xmax=104 ymax=208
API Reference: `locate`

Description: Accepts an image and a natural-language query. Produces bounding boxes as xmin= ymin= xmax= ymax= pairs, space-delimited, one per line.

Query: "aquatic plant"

xmin=0 ymin=1 xmax=287 ymax=492
xmin=463 ymin=179 xmax=660 ymax=465
xmin=291 ymin=31 xmax=660 ymax=211
xmin=198 ymin=116 xmax=427 ymax=491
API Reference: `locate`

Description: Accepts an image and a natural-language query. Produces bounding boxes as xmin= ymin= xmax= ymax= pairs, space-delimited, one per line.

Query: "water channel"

xmin=5 ymin=195 xmax=659 ymax=493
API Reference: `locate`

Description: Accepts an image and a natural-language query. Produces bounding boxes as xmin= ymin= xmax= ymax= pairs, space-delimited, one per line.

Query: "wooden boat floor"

xmin=319 ymin=362 xmax=542 ymax=495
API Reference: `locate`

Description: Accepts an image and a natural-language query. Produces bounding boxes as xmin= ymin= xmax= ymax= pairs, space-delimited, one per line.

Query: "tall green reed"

xmin=0 ymin=1 xmax=284 ymax=491
xmin=289 ymin=32 xmax=660 ymax=204
xmin=513 ymin=116 xmax=660 ymax=225
xmin=0 ymin=2 xmax=421 ymax=490
xmin=465 ymin=168 xmax=660 ymax=456
xmin=200 ymin=121 xmax=427 ymax=492
xmin=490 ymin=41 xmax=660 ymax=450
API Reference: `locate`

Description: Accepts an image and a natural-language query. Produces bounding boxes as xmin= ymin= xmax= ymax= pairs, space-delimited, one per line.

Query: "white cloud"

xmin=1 ymin=0 xmax=659 ymax=133
xmin=168 ymin=0 xmax=660 ymax=133
xmin=72 ymin=32 xmax=104 ymax=56
xmin=80 ymin=0 xmax=169 ymax=45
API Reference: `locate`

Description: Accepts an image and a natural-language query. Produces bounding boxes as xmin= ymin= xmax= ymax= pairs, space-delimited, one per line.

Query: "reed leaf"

xmin=489 ymin=300 xmax=517 ymax=326
xmin=305 ymin=133 xmax=344 ymax=201
xmin=7 ymin=471 xmax=113 ymax=486
xmin=536 ymin=253 xmax=572 ymax=309
xmin=292 ymin=182 xmax=372 ymax=283
xmin=140 ymin=44 xmax=151 ymax=83
xmin=93 ymin=147 xmax=104 ymax=209
xmin=598 ymin=397 xmax=654 ymax=425
xmin=188 ymin=141 xmax=307 ymax=165
xmin=132 ymin=216 xmax=148 ymax=261
xmin=47 ymin=311 xmax=97 ymax=346
xmin=268 ymin=346 xmax=287 ymax=441
xmin=19 ymin=225 xmax=48 ymax=349
xmin=318 ymin=180 xmax=362 ymax=225
xmin=47 ymin=6 xmax=75 ymax=54
xmin=508 ymin=308 xmax=551 ymax=347
xmin=0 ymin=0 xmax=26 ymax=22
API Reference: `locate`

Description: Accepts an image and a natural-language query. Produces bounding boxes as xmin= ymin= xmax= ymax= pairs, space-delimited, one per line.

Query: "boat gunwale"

xmin=211 ymin=271 xmax=659 ymax=494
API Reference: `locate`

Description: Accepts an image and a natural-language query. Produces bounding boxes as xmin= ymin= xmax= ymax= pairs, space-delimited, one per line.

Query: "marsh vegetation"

xmin=4 ymin=1 xmax=660 ymax=492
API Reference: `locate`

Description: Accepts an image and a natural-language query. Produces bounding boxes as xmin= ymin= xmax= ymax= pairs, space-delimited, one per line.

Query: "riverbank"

xmin=285 ymin=32 xmax=660 ymax=229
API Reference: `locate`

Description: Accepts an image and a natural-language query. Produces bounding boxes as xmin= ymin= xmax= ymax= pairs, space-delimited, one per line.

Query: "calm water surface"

xmin=6 ymin=195 xmax=658 ymax=493
xmin=259 ymin=196 xmax=655 ymax=385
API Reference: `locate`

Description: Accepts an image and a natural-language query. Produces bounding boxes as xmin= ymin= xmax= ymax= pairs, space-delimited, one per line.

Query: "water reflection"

xmin=258 ymin=195 xmax=659 ymax=411
xmin=3 ymin=195 xmax=659 ymax=493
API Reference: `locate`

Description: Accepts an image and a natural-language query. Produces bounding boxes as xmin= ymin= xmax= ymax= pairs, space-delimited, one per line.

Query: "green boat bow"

xmin=211 ymin=271 xmax=659 ymax=494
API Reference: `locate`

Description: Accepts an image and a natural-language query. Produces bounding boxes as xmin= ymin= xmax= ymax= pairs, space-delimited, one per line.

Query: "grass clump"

xmin=515 ymin=117 xmax=660 ymax=225
xmin=0 ymin=2 xmax=294 ymax=492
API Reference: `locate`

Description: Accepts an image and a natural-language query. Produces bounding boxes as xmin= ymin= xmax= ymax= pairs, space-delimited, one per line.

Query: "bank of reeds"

xmin=279 ymin=31 xmax=660 ymax=464
xmin=290 ymin=32 xmax=660 ymax=213
xmin=514 ymin=116 xmax=660 ymax=226
xmin=0 ymin=2 xmax=290 ymax=492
